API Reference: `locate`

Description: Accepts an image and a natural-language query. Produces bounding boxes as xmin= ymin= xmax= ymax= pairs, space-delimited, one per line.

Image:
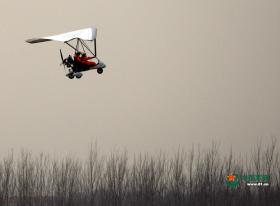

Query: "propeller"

xmin=60 ymin=49 xmax=65 ymax=69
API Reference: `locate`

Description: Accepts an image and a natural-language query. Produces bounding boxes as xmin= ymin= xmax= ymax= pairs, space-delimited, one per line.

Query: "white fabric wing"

xmin=26 ymin=27 xmax=97 ymax=44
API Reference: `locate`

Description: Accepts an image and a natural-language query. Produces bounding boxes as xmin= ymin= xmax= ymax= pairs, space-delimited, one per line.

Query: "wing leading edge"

xmin=26 ymin=27 xmax=97 ymax=44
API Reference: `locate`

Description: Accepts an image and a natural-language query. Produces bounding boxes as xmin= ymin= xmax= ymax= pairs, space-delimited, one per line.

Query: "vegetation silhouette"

xmin=0 ymin=139 xmax=279 ymax=206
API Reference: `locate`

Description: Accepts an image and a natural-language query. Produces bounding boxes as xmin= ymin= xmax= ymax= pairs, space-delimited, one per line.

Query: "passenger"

xmin=74 ymin=52 xmax=96 ymax=67
xmin=80 ymin=53 xmax=96 ymax=67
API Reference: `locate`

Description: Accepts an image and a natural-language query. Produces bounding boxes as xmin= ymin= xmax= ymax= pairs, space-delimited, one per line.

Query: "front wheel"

xmin=97 ymin=68 xmax=103 ymax=74
xmin=68 ymin=74 xmax=74 ymax=79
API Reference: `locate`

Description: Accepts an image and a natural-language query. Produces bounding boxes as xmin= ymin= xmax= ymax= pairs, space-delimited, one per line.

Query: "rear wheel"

xmin=97 ymin=68 xmax=103 ymax=74
xmin=75 ymin=73 xmax=83 ymax=79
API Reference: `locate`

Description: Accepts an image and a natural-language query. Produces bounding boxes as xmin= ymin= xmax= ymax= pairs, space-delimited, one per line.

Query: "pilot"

xmin=74 ymin=51 xmax=81 ymax=61
xmin=74 ymin=52 xmax=83 ymax=66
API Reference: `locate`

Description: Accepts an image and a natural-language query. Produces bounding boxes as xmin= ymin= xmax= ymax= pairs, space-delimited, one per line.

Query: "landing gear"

xmin=97 ymin=68 xmax=103 ymax=74
xmin=66 ymin=69 xmax=74 ymax=79
xmin=75 ymin=73 xmax=83 ymax=79
xmin=68 ymin=74 xmax=74 ymax=79
xmin=66 ymin=72 xmax=83 ymax=79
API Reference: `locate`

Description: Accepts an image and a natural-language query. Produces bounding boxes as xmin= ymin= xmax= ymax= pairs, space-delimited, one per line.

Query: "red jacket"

xmin=74 ymin=55 xmax=96 ymax=67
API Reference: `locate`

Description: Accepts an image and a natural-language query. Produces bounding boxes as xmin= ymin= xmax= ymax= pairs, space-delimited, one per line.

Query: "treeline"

xmin=0 ymin=140 xmax=279 ymax=206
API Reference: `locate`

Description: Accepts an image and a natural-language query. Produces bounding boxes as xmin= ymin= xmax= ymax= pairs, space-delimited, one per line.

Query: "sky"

xmin=0 ymin=0 xmax=279 ymax=157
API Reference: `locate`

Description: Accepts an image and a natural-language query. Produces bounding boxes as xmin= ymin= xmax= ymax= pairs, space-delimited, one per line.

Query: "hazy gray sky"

xmin=0 ymin=0 xmax=279 ymax=157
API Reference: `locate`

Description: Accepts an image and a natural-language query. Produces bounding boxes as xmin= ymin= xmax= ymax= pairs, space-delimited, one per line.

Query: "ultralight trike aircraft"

xmin=26 ymin=27 xmax=106 ymax=79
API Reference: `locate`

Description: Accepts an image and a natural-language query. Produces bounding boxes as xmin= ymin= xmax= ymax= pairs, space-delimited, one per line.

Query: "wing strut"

xmin=65 ymin=41 xmax=77 ymax=51
xmin=80 ymin=40 xmax=96 ymax=57
xmin=64 ymin=38 xmax=96 ymax=57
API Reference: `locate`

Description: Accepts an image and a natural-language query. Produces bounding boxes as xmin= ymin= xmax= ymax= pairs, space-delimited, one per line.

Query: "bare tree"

xmin=2 ymin=153 xmax=15 ymax=206
xmin=0 ymin=140 xmax=279 ymax=206
xmin=104 ymin=151 xmax=128 ymax=206
xmin=83 ymin=142 xmax=103 ymax=206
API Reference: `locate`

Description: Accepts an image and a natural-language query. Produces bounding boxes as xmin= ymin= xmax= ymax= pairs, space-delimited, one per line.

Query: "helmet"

xmin=82 ymin=53 xmax=87 ymax=57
